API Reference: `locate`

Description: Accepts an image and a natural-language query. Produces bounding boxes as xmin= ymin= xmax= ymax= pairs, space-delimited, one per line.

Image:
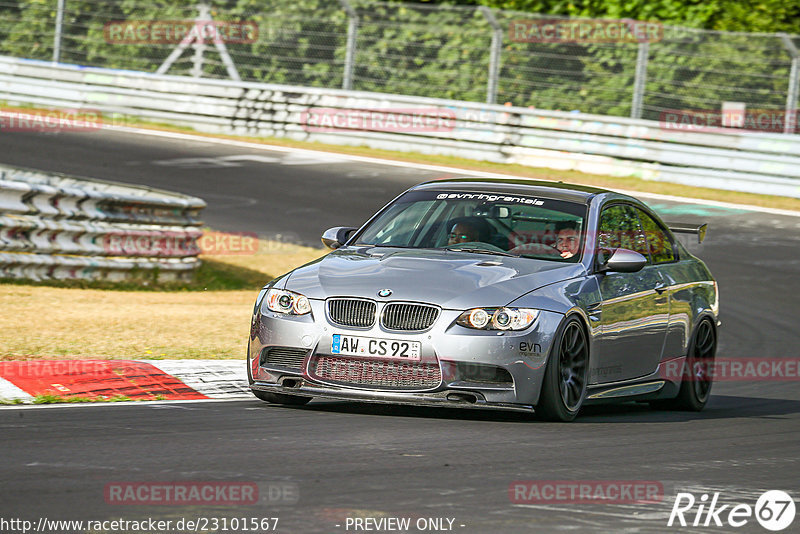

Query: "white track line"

xmin=108 ymin=124 xmax=800 ymax=218
xmin=0 ymin=398 xmax=253 ymax=410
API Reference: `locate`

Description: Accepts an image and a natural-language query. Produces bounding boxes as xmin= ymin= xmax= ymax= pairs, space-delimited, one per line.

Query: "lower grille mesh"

xmin=310 ymin=355 xmax=441 ymax=390
xmin=260 ymin=347 xmax=308 ymax=370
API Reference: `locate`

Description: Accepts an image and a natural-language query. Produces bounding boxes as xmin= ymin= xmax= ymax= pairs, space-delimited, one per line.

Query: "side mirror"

xmin=321 ymin=226 xmax=357 ymax=250
xmin=600 ymin=248 xmax=647 ymax=273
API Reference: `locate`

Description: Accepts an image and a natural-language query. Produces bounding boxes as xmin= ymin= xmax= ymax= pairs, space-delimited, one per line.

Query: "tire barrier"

xmin=0 ymin=164 xmax=205 ymax=282
xmin=1 ymin=55 xmax=799 ymax=198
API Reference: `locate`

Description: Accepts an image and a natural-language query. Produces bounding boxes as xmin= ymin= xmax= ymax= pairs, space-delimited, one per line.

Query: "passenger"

xmin=447 ymin=217 xmax=492 ymax=246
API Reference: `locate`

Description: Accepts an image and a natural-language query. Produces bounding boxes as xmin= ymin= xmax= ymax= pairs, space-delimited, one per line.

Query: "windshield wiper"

xmin=355 ymin=244 xmax=410 ymax=248
xmin=444 ymin=247 xmax=519 ymax=257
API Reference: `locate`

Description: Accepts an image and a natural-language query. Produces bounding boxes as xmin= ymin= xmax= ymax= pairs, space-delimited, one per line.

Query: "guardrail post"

xmin=631 ymin=41 xmax=649 ymax=119
xmin=779 ymin=33 xmax=799 ymax=134
xmin=479 ymin=6 xmax=502 ymax=105
xmin=52 ymin=0 xmax=66 ymax=63
xmin=339 ymin=0 xmax=358 ymax=91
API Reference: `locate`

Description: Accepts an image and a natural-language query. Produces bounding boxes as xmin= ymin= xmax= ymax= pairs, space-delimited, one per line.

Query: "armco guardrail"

xmin=1 ymin=56 xmax=799 ymax=198
xmin=0 ymin=164 xmax=205 ymax=282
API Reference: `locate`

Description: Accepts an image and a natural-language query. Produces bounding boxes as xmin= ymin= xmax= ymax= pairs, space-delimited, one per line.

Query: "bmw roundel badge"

xmin=377 ymin=289 xmax=393 ymax=297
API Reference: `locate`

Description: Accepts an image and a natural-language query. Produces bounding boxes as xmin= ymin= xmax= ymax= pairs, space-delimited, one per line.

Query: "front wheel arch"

xmin=535 ymin=313 xmax=591 ymax=422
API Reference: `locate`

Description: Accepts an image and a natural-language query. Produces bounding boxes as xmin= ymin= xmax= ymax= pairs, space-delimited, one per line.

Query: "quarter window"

xmin=636 ymin=209 xmax=676 ymax=264
xmin=597 ymin=204 xmax=650 ymax=263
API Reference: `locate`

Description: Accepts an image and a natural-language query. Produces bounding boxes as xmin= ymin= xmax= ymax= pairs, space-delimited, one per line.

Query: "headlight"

xmin=261 ymin=289 xmax=312 ymax=316
xmin=457 ymin=307 xmax=539 ymax=331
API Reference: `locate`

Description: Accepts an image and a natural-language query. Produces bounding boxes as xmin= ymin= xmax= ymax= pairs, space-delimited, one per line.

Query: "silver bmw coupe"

xmin=247 ymin=178 xmax=719 ymax=421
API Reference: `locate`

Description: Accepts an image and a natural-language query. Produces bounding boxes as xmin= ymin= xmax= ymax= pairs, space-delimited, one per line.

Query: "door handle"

xmin=654 ymin=282 xmax=668 ymax=294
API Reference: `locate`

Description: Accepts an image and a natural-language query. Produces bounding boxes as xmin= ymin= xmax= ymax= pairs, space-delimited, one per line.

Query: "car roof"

xmin=412 ymin=177 xmax=616 ymax=204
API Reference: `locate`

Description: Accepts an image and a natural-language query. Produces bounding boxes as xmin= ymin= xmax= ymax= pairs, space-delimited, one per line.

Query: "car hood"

xmin=284 ymin=247 xmax=585 ymax=309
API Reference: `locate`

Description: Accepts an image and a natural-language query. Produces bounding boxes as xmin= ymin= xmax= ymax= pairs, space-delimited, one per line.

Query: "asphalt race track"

xmin=2 ymin=128 xmax=800 ymax=533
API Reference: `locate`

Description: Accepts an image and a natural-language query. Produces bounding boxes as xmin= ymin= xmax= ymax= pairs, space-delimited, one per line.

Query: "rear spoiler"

xmin=666 ymin=222 xmax=708 ymax=243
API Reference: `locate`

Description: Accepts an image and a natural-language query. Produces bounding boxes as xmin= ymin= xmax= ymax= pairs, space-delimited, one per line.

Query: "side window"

xmin=636 ymin=209 xmax=676 ymax=264
xmin=597 ymin=204 xmax=650 ymax=263
xmin=361 ymin=200 xmax=437 ymax=246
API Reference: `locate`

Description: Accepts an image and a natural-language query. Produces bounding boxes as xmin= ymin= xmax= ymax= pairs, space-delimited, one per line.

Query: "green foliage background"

xmin=0 ymin=0 xmax=797 ymax=120
xmin=475 ymin=0 xmax=800 ymax=34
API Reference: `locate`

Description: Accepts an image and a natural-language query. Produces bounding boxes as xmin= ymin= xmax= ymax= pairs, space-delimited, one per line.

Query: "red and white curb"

xmin=0 ymin=360 xmax=251 ymax=403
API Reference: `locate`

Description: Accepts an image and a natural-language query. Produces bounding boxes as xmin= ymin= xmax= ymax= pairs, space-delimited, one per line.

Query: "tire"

xmin=535 ymin=316 xmax=589 ymax=422
xmin=252 ymin=390 xmax=312 ymax=406
xmin=651 ymin=318 xmax=716 ymax=411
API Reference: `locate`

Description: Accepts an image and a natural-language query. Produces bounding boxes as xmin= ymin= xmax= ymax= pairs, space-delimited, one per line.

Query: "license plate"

xmin=331 ymin=334 xmax=421 ymax=360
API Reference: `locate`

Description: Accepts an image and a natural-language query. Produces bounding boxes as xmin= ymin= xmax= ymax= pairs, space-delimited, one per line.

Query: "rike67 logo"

xmin=668 ymin=490 xmax=796 ymax=531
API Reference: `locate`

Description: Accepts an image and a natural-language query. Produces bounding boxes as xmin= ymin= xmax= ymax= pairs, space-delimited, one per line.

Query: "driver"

xmin=447 ymin=217 xmax=492 ymax=246
xmin=554 ymin=221 xmax=581 ymax=259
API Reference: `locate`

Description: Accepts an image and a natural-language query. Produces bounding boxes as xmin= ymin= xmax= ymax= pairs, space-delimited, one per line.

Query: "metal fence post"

xmin=479 ymin=6 xmax=501 ymax=105
xmin=52 ymin=0 xmax=66 ymax=63
xmin=631 ymin=41 xmax=649 ymax=119
xmin=190 ymin=4 xmax=209 ymax=78
xmin=339 ymin=0 xmax=358 ymax=91
xmin=779 ymin=34 xmax=799 ymax=134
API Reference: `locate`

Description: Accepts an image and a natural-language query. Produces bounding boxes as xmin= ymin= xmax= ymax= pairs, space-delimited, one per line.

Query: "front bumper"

xmin=248 ymin=299 xmax=565 ymax=410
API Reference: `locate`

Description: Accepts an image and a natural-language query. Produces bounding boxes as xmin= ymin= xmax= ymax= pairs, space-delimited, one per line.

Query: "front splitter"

xmin=251 ymin=381 xmax=534 ymax=413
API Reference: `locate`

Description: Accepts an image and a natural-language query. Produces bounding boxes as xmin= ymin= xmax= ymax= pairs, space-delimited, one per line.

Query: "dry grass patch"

xmin=0 ymin=240 xmax=326 ymax=360
xmin=202 ymin=240 xmax=327 ymax=285
xmin=0 ymin=286 xmax=254 ymax=359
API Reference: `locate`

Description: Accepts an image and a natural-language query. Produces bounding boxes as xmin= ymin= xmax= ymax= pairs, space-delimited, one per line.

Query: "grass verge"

xmin=0 ymin=239 xmax=324 ymax=292
xmin=31 ymin=394 xmax=138 ymax=404
xmin=0 ymin=239 xmax=325 ymax=360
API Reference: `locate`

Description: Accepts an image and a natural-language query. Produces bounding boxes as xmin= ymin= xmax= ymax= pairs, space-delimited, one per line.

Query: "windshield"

xmin=354 ymin=190 xmax=587 ymax=262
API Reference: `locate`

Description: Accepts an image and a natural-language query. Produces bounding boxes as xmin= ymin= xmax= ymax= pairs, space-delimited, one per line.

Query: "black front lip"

xmin=250 ymin=380 xmax=532 ymax=413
